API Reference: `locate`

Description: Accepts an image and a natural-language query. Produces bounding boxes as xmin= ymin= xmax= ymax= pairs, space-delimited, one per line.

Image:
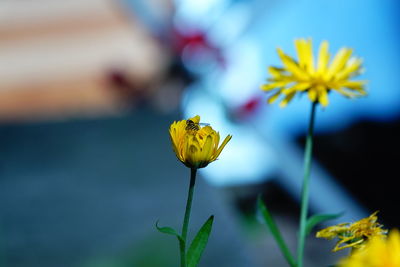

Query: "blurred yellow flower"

xmin=169 ymin=115 xmax=232 ymax=169
xmin=316 ymin=211 xmax=387 ymax=252
xmin=261 ymin=38 xmax=366 ymax=107
xmin=339 ymin=229 xmax=400 ymax=267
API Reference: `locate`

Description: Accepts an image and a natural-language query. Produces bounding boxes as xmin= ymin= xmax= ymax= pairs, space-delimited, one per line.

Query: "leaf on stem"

xmin=186 ymin=215 xmax=214 ymax=267
xmin=305 ymin=212 xmax=344 ymax=235
xmin=257 ymin=195 xmax=296 ymax=267
xmin=155 ymin=220 xmax=184 ymax=242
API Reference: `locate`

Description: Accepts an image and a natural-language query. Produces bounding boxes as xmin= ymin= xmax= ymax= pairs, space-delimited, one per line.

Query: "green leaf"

xmin=257 ymin=196 xmax=296 ymax=267
xmin=186 ymin=215 xmax=214 ymax=267
xmin=305 ymin=212 xmax=344 ymax=235
xmin=155 ymin=221 xmax=183 ymax=242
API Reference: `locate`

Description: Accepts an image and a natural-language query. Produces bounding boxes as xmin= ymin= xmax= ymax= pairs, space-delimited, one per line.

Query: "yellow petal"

xmin=388 ymin=229 xmax=400 ymax=257
xmin=334 ymin=57 xmax=363 ymax=81
xmin=213 ymin=135 xmax=232 ymax=161
xmin=304 ymin=39 xmax=315 ymax=73
xmin=341 ymin=80 xmax=366 ymax=92
xmin=308 ymin=89 xmax=317 ymax=102
xmin=169 ymin=121 xmax=186 ymax=162
xmin=189 ymin=115 xmax=200 ymax=124
xmin=189 ymin=137 xmax=202 ymax=166
xmin=317 ymin=41 xmax=330 ymax=74
xmin=295 ymin=39 xmax=307 ymax=68
xmin=201 ymin=135 xmax=213 ymax=160
xmin=318 ymin=89 xmax=329 ymax=107
xmin=334 ymin=238 xmax=364 ymax=252
xmin=279 ymin=91 xmax=296 ymax=108
xmin=199 ymin=125 xmax=214 ymax=135
xmin=327 ymin=48 xmax=353 ymax=79
xmin=293 ymin=82 xmax=310 ymax=91
xmin=261 ymin=81 xmax=291 ymax=91
xmin=277 ymin=48 xmax=309 ymax=80
xmin=268 ymin=66 xmax=287 ymax=78
xmin=267 ymin=92 xmax=281 ymax=104
xmin=212 ymin=132 xmax=220 ymax=155
xmin=295 ymin=39 xmax=315 ymax=73
xmin=335 ymin=87 xmax=359 ymax=98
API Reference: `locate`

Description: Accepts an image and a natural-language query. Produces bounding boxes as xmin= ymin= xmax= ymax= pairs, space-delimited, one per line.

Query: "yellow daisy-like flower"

xmin=169 ymin=115 xmax=232 ymax=169
xmin=261 ymin=38 xmax=367 ymax=107
xmin=316 ymin=211 xmax=387 ymax=252
xmin=339 ymin=229 xmax=400 ymax=267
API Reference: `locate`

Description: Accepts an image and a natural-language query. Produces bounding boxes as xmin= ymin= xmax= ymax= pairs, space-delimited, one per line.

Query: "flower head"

xmin=316 ymin=211 xmax=387 ymax=252
xmin=261 ymin=38 xmax=366 ymax=107
xmin=339 ymin=229 xmax=400 ymax=267
xmin=169 ymin=115 xmax=232 ymax=169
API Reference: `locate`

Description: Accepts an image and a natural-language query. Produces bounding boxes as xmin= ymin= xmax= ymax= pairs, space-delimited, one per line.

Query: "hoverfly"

xmin=185 ymin=120 xmax=210 ymax=131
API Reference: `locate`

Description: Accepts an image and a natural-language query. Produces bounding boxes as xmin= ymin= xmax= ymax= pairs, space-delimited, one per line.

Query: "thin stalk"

xmin=297 ymin=102 xmax=317 ymax=267
xmin=258 ymin=196 xmax=297 ymax=267
xmin=180 ymin=168 xmax=197 ymax=267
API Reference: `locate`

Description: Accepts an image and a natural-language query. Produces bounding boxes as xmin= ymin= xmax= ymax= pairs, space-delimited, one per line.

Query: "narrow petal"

xmin=317 ymin=41 xmax=329 ymax=74
xmin=267 ymin=92 xmax=281 ymax=104
xmin=261 ymin=81 xmax=291 ymax=91
xmin=334 ymin=57 xmax=363 ymax=81
xmin=277 ymin=48 xmax=309 ymax=80
xmin=341 ymin=80 xmax=366 ymax=91
xmin=169 ymin=124 xmax=176 ymax=144
xmin=334 ymin=87 xmax=359 ymax=98
xmin=318 ymin=89 xmax=329 ymax=107
xmin=183 ymin=135 xmax=191 ymax=163
xmin=213 ymin=135 xmax=232 ymax=160
xmin=303 ymin=39 xmax=315 ymax=73
xmin=280 ymin=82 xmax=309 ymax=95
xmin=279 ymin=91 xmax=296 ymax=108
xmin=281 ymin=87 xmax=296 ymax=95
xmin=295 ymin=39 xmax=314 ymax=72
xmin=308 ymin=89 xmax=317 ymax=102
xmin=200 ymin=135 xmax=214 ymax=163
xmin=327 ymin=48 xmax=353 ymax=79
xmin=212 ymin=132 xmax=220 ymax=156
xmin=268 ymin=66 xmax=288 ymax=78
xmin=293 ymin=82 xmax=310 ymax=91
xmin=189 ymin=115 xmax=200 ymax=124
xmin=188 ymin=138 xmax=201 ymax=167
xmin=170 ymin=122 xmax=186 ymax=162
xmin=295 ymin=39 xmax=307 ymax=68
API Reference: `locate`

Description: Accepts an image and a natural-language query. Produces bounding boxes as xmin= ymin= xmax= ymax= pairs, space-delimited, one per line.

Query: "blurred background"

xmin=0 ymin=0 xmax=399 ymax=266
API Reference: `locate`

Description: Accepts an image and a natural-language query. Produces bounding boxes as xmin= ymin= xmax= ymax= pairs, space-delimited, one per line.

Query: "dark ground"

xmin=0 ymin=108 xmax=349 ymax=267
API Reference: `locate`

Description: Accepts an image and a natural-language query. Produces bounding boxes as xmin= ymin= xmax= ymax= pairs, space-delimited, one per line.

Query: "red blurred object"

xmin=235 ymin=95 xmax=263 ymax=120
xmin=107 ymin=69 xmax=147 ymax=107
xmin=171 ymin=27 xmax=225 ymax=67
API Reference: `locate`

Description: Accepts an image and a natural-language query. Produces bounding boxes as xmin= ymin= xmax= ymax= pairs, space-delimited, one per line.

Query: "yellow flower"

xmin=316 ymin=211 xmax=387 ymax=252
xmin=339 ymin=229 xmax=400 ymax=267
xmin=169 ymin=115 xmax=232 ymax=169
xmin=261 ymin=38 xmax=367 ymax=107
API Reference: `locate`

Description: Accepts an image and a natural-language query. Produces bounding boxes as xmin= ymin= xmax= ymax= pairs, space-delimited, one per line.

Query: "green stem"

xmin=297 ymin=102 xmax=317 ymax=267
xmin=258 ymin=196 xmax=297 ymax=267
xmin=180 ymin=168 xmax=197 ymax=267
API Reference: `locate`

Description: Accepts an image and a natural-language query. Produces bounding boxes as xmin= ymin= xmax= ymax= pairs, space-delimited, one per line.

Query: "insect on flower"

xmin=169 ymin=115 xmax=231 ymax=169
xmin=185 ymin=119 xmax=210 ymax=131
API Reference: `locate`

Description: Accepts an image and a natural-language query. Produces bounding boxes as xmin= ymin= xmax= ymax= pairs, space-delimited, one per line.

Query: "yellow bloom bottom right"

xmin=339 ymin=229 xmax=400 ymax=267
